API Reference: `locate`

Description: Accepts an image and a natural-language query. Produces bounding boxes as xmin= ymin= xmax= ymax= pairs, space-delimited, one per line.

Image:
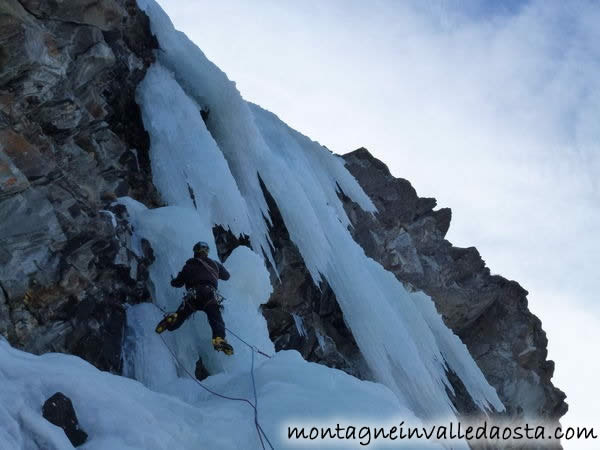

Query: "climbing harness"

xmin=153 ymin=303 xmax=275 ymax=449
xmin=181 ymin=286 xmax=225 ymax=311
xmin=215 ymin=290 xmax=226 ymax=311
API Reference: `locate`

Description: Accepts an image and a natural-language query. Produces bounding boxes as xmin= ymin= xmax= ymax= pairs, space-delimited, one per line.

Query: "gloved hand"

xmin=170 ymin=275 xmax=177 ymax=287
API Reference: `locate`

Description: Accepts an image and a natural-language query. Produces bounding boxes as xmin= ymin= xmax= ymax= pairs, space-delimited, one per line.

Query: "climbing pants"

xmin=169 ymin=285 xmax=225 ymax=339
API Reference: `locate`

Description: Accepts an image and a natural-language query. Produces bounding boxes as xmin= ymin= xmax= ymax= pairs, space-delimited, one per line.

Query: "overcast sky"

xmin=157 ymin=1 xmax=599 ymax=445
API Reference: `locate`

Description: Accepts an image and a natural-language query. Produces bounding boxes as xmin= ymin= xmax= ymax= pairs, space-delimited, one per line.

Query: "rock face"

xmin=42 ymin=392 xmax=88 ymax=447
xmin=212 ymin=181 xmax=370 ymax=380
xmin=0 ymin=0 xmax=158 ymax=372
xmin=256 ymin=179 xmax=371 ymax=380
xmin=18 ymin=0 xmax=125 ymax=31
xmin=339 ymin=147 xmax=567 ymax=420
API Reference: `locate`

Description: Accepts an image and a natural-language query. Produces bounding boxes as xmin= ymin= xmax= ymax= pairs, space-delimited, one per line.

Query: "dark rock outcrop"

xmin=340 ymin=147 xmax=567 ymax=420
xmin=0 ymin=0 xmax=158 ymax=372
xmin=254 ymin=177 xmax=371 ymax=379
xmin=195 ymin=357 xmax=210 ymax=381
xmin=42 ymin=392 xmax=88 ymax=447
xmin=211 ymin=177 xmax=370 ymax=379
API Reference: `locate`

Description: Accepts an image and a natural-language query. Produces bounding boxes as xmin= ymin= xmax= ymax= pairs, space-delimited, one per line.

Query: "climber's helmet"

xmin=193 ymin=241 xmax=210 ymax=256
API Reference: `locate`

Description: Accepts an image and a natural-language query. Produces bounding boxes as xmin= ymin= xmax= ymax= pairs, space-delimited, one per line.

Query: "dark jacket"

xmin=171 ymin=255 xmax=230 ymax=290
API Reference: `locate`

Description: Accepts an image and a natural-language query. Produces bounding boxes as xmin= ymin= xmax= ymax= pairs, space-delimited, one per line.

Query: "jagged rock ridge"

xmin=339 ymin=147 xmax=567 ymax=420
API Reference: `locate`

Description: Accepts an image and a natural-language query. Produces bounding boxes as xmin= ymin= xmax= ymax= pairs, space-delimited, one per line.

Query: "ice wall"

xmin=133 ymin=0 xmax=503 ymax=423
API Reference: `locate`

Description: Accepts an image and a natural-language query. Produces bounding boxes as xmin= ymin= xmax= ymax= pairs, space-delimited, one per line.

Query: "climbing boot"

xmin=155 ymin=313 xmax=178 ymax=334
xmin=212 ymin=337 xmax=234 ymax=355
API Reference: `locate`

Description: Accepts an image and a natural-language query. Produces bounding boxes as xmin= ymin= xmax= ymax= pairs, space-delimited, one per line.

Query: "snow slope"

xmin=1 ymin=336 xmax=425 ymax=449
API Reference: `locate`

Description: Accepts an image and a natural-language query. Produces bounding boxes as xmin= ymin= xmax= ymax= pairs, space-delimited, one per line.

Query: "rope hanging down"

xmin=153 ymin=303 xmax=275 ymax=449
xmin=225 ymin=327 xmax=273 ymax=359
xmin=159 ymin=334 xmax=275 ymax=450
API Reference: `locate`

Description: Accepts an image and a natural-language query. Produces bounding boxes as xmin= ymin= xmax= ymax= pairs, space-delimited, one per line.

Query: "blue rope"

xmin=251 ymin=349 xmax=266 ymax=450
xmin=251 ymin=349 xmax=276 ymax=450
xmin=226 ymin=327 xmax=273 ymax=359
xmin=159 ymin=334 xmax=274 ymax=449
xmin=154 ymin=303 xmax=275 ymax=449
xmin=154 ymin=301 xmax=274 ymax=359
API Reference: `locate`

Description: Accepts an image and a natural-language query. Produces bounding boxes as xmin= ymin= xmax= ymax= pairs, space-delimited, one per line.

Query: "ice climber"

xmin=155 ymin=241 xmax=234 ymax=355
